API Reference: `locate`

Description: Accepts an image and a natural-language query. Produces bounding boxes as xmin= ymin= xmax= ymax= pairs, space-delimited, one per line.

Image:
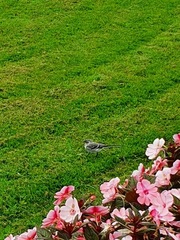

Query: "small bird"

xmin=84 ymin=139 xmax=120 ymax=154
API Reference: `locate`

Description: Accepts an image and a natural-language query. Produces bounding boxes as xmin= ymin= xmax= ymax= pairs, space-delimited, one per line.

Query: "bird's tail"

xmin=106 ymin=145 xmax=121 ymax=148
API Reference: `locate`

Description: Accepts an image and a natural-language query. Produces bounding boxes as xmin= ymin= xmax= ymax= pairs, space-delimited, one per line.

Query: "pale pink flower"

xmin=109 ymin=231 xmax=121 ymax=240
xmin=150 ymin=157 xmax=168 ymax=174
xmin=170 ymin=159 xmax=180 ymax=174
xmin=111 ymin=207 xmax=129 ymax=220
xmin=100 ymin=220 xmax=112 ymax=234
xmin=122 ymin=236 xmax=132 ymax=240
xmin=167 ymin=232 xmax=180 ymax=240
xmin=136 ymin=179 xmax=158 ymax=206
xmin=173 ymin=133 xmax=180 ymax=146
xmin=42 ymin=205 xmax=64 ymax=229
xmin=60 ymin=197 xmax=82 ymax=223
xmin=155 ymin=167 xmax=171 ymax=187
xmin=100 ymin=177 xmax=120 ymax=204
xmin=145 ymin=138 xmax=165 ymax=159
xmin=170 ymin=189 xmax=180 ymax=199
xmin=160 ymin=227 xmax=180 ymax=239
xmin=131 ymin=163 xmax=145 ymax=181
xmin=4 ymin=235 xmax=16 ymax=240
xmin=54 ymin=185 xmax=75 ymax=205
xmin=170 ymin=221 xmax=180 ymax=227
xmin=17 ymin=227 xmax=37 ymax=240
xmin=149 ymin=206 xmax=175 ymax=226
xmin=150 ymin=190 xmax=174 ymax=210
xmin=149 ymin=191 xmax=174 ymax=225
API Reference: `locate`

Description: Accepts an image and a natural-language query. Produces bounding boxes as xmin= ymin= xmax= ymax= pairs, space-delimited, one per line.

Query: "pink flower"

xmin=170 ymin=160 xmax=180 ymax=174
xmin=170 ymin=189 xmax=180 ymax=199
xmin=54 ymin=185 xmax=75 ymax=205
xmin=122 ymin=236 xmax=132 ymax=240
xmin=100 ymin=177 xmax=120 ymax=204
xmin=131 ymin=163 xmax=145 ymax=181
xmin=167 ymin=232 xmax=180 ymax=240
xmin=145 ymin=138 xmax=165 ymax=159
xmin=151 ymin=190 xmax=173 ymax=209
xmin=17 ymin=227 xmax=37 ymax=240
xmin=136 ymin=179 xmax=158 ymax=206
xmin=100 ymin=220 xmax=112 ymax=234
xmin=150 ymin=157 xmax=168 ymax=174
xmin=109 ymin=231 xmax=121 ymax=240
xmin=149 ymin=191 xmax=174 ymax=225
xmin=85 ymin=206 xmax=109 ymax=216
xmin=149 ymin=206 xmax=174 ymax=226
xmin=173 ymin=133 xmax=180 ymax=146
xmin=151 ymin=190 xmax=174 ymax=210
xmin=155 ymin=168 xmax=171 ymax=187
xmin=170 ymin=221 xmax=180 ymax=228
xmin=111 ymin=207 xmax=129 ymax=220
xmin=42 ymin=205 xmax=64 ymax=229
xmin=85 ymin=206 xmax=109 ymax=223
xmin=4 ymin=235 xmax=16 ymax=240
xmin=60 ymin=197 xmax=82 ymax=223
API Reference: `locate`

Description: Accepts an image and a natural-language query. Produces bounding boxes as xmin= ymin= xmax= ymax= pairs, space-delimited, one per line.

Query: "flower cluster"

xmin=5 ymin=133 xmax=180 ymax=240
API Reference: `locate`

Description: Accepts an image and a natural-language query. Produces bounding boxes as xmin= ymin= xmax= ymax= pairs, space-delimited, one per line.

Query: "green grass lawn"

xmin=0 ymin=0 xmax=180 ymax=238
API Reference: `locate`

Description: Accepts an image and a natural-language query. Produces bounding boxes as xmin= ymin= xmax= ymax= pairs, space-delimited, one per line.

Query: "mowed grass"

xmin=0 ymin=0 xmax=180 ymax=238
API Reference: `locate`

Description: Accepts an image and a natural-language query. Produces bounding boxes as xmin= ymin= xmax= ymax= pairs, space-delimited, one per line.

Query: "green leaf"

xmin=57 ymin=230 xmax=70 ymax=240
xmin=114 ymin=215 xmax=127 ymax=227
xmin=172 ymin=195 xmax=180 ymax=207
xmin=129 ymin=204 xmax=140 ymax=217
xmin=126 ymin=177 xmax=137 ymax=189
xmin=127 ymin=208 xmax=135 ymax=219
xmin=83 ymin=225 xmax=99 ymax=240
xmin=139 ymin=209 xmax=149 ymax=220
xmin=36 ymin=227 xmax=53 ymax=240
xmin=110 ymin=197 xmax=124 ymax=211
xmin=143 ymin=173 xmax=156 ymax=184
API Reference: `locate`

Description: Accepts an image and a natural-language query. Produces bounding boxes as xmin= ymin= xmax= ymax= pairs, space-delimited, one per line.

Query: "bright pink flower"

xmin=54 ymin=185 xmax=75 ymax=205
xmin=4 ymin=235 xmax=16 ymax=240
xmin=17 ymin=227 xmax=37 ymax=240
xmin=42 ymin=205 xmax=64 ymax=229
xmin=111 ymin=207 xmax=129 ymax=220
xmin=76 ymin=228 xmax=85 ymax=240
xmin=131 ymin=163 xmax=145 ymax=181
xmin=77 ymin=236 xmax=86 ymax=240
xmin=173 ymin=133 xmax=180 ymax=146
xmin=150 ymin=156 xmax=168 ymax=174
xmin=100 ymin=177 xmax=120 ymax=204
xmin=109 ymin=231 xmax=121 ymax=240
xmin=60 ymin=197 xmax=82 ymax=223
xmin=145 ymin=138 xmax=165 ymax=159
xmin=85 ymin=206 xmax=109 ymax=223
xmin=85 ymin=206 xmax=109 ymax=216
xmin=155 ymin=167 xmax=171 ymax=187
xmin=136 ymin=179 xmax=158 ymax=206
xmin=170 ymin=160 xmax=180 ymax=174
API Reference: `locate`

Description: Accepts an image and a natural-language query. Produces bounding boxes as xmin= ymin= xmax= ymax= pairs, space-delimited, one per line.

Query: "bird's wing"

xmin=87 ymin=142 xmax=99 ymax=149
